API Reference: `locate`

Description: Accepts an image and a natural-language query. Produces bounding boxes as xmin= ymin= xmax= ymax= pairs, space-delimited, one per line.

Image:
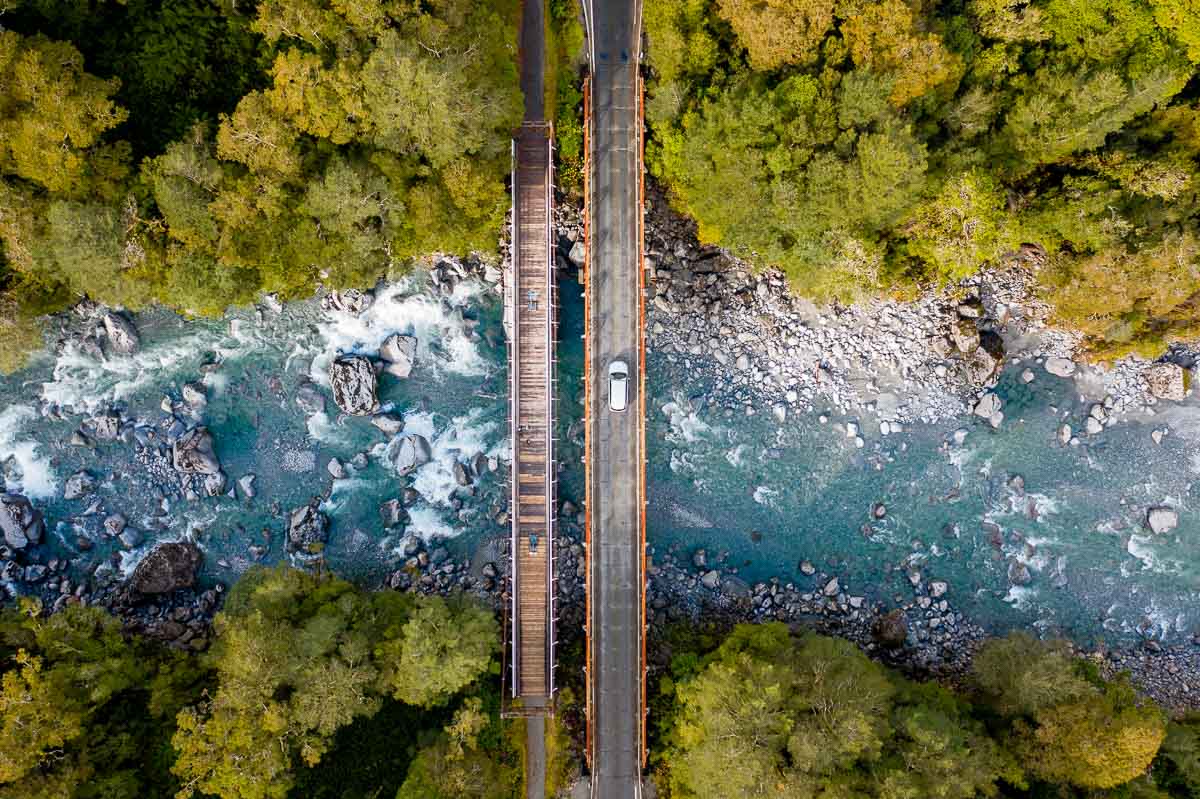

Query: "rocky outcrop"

xmin=0 ymin=494 xmax=43 ymax=550
xmin=103 ymin=312 xmax=141 ymax=355
xmin=964 ymin=331 xmax=1005 ymax=386
xmin=393 ymin=434 xmax=432 ymax=475
xmin=287 ymin=502 xmax=329 ymax=554
xmin=1142 ymin=363 xmax=1188 ymax=402
xmin=380 ymin=334 xmax=417 ymax=378
xmin=322 ymin=288 xmax=374 ymax=315
xmin=129 ymin=541 xmax=203 ymax=594
xmin=329 ymin=356 xmax=379 ymax=415
xmin=172 ymin=427 xmax=222 ymax=475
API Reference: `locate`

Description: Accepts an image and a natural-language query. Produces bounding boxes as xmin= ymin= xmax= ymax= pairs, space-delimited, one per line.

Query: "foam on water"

xmin=753 ymin=486 xmax=779 ymax=507
xmin=41 ymin=324 xmax=234 ymax=414
xmin=0 ymin=405 xmax=58 ymax=499
xmin=406 ymin=505 xmax=459 ymax=542
xmin=401 ymin=407 xmax=502 ymax=507
xmin=662 ymin=394 xmax=715 ymax=445
xmin=310 ymin=278 xmax=491 ymax=386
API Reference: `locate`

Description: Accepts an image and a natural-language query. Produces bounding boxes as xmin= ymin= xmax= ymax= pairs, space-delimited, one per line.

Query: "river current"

xmin=0 ymin=273 xmax=1197 ymax=646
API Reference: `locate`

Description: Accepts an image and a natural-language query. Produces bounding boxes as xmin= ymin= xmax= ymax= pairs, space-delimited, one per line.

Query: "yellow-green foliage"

xmin=643 ymin=0 xmax=1200 ymax=358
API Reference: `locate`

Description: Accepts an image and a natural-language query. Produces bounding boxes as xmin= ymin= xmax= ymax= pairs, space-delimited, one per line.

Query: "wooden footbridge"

xmin=503 ymin=121 xmax=558 ymax=711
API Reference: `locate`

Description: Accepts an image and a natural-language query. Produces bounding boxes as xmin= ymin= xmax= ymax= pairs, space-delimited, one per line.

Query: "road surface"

xmin=584 ymin=0 xmax=644 ymax=796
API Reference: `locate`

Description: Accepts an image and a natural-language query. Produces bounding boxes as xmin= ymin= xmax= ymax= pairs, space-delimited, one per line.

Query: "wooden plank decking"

xmin=508 ymin=123 xmax=555 ymax=704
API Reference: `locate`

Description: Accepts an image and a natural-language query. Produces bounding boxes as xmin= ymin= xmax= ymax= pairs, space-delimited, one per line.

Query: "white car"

xmin=608 ymin=359 xmax=629 ymax=412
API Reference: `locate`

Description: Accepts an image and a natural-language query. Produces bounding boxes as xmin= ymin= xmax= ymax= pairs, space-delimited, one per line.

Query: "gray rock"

xmin=453 ymin=461 xmax=472 ymax=486
xmin=1044 ymin=357 xmax=1076 ymax=378
xmin=287 ymin=502 xmax=330 ymax=553
xmin=949 ymin=318 xmax=979 ymax=354
xmin=1147 ymin=506 xmax=1179 ymax=535
xmin=322 ymin=288 xmax=374 ymax=315
xmin=1085 ymin=417 xmax=1104 ymax=436
xmin=823 ymin=577 xmax=840 ymax=596
xmin=692 ymin=548 xmax=707 ymax=569
xmin=118 ymin=528 xmax=144 ymax=549
xmin=973 ymin=392 xmax=1002 ymax=420
xmin=701 ymin=570 xmax=721 ymax=590
xmin=129 ymin=541 xmax=203 ymax=594
xmin=0 ymin=494 xmax=43 ymax=550
xmin=238 ymin=474 xmax=257 ymax=499
xmin=182 ymin=382 xmax=207 ymax=407
xmin=379 ymin=499 xmax=406 ymax=528
xmin=102 ymin=312 xmax=140 ymax=355
xmin=23 ymin=564 xmax=47 ymax=583
xmin=1142 ymin=363 xmax=1188 ymax=402
xmin=379 ymin=334 xmax=418 ymax=378
xmin=104 ymin=513 xmax=127 ymax=537
xmin=929 ymin=580 xmax=948 ymax=598
xmin=328 ymin=356 xmax=379 ymax=415
xmin=964 ymin=332 xmax=1005 ymax=385
xmin=202 ymin=472 xmax=227 ymax=497
xmin=63 ymin=471 xmax=96 ymax=500
xmin=172 ymin=427 xmax=222 ymax=475
xmin=1058 ymin=424 xmax=1072 ymax=444
xmin=327 ymin=458 xmax=346 ymax=479
xmin=393 ymin=435 xmax=432 ymax=475
xmin=1020 ymin=368 xmax=1035 ymax=384
xmin=90 ymin=412 xmax=121 ymax=440
xmin=371 ymin=414 xmax=404 ymax=436
xmin=799 ymin=559 xmax=815 ymax=576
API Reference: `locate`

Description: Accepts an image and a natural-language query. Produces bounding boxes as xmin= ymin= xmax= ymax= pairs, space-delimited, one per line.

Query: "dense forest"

xmin=0 ymin=0 xmax=523 ymax=372
xmin=652 ymin=623 xmax=1200 ymax=799
xmin=0 ymin=566 xmax=520 ymax=799
xmin=643 ymin=0 xmax=1200 ymax=358
xmin=5 ymin=591 xmax=1198 ymax=799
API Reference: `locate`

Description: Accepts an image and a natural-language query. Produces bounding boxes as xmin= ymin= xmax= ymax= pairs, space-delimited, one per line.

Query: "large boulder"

xmin=379 ymin=334 xmax=418 ymax=378
xmin=949 ymin=319 xmax=980 ymax=354
xmin=393 ymin=434 xmax=432 ymax=475
xmin=172 ymin=427 xmax=222 ymax=475
xmin=102 ymin=312 xmax=140 ymax=355
xmin=287 ymin=502 xmax=329 ymax=553
xmin=0 ymin=494 xmax=43 ymax=550
xmin=129 ymin=541 xmax=203 ymax=594
xmin=1044 ymin=357 xmax=1076 ymax=378
xmin=1146 ymin=506 xmax=1179 ymax=535
xmin=329 ymin=356 xmax=379 ymax=415
xmin=1142 ymin=363 xmax=1188 ymax=402
xmin=964 ymin=331 xmax=1005 ymax=385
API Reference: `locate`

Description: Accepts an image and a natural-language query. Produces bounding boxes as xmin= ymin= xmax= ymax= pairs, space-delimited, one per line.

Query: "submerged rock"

xmin=129 ymin=541 xmax=203 ymax=594
xmin=63 ymin=471 xmax=96 ymax=500
xmin=329 ymin=356 xmax=379 ymax=415
xmin=380 ymin=334 xmax=418 ymax=378
xmin=379 ymin=499 xmax=406 ymax=528
xmin=294 ymin=383 xmax=326 ymax=416
xmin=102 ymin=312 xmax=140 ymax=355
xmin=287 ymin=502 xmax=329 ymax=553
xmin=0 ymin=494 xmax=44 ymax=550
xmin=172 ymin=427 xmax=222 ymax=475
xmin=1147 ymin=506 xmax=1179 ymax=535
xmin=1008 ymin=560 xmax=1032 ymax=586
xmin=1142 ymin=363 xmax=1188 ymax=402
xmin=873 ymin=610 xmax=908 ymax=649
xmin=238 ymin=474 xmax=257 ymax=499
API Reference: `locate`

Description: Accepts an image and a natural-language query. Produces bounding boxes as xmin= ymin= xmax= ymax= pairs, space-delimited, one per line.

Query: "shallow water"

xmin=1 ymin=276 xmax=1197 ymax=645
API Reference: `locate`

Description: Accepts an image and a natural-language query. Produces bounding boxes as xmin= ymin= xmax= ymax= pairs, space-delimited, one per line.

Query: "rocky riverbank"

xmin=550 ymin=189 xmax=1200 ymax=713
